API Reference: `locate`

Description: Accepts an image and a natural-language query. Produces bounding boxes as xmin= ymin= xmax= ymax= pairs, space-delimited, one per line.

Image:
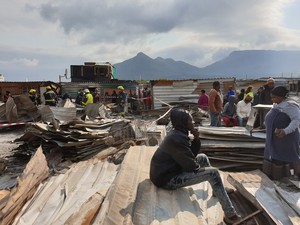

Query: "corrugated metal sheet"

xmin=153 ymin=83 xmax=198 ymax=109
xmin=152 ymin=78 xmax=236 ymax=109
xmin=228 ymin=170 xmax=300 ymax=225
xmin=94 ymin=146 xmax=224 ymax=225
xmin=12 ymin=158 xmax=119 ymax=225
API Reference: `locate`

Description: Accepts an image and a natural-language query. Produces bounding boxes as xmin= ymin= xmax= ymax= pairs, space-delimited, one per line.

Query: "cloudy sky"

xmin=1 ymin=0 xmax=300 ymax=82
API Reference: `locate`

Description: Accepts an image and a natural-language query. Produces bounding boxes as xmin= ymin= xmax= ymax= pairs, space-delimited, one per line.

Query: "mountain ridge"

xmin=114 ymin=50 xmax=300 ymax=80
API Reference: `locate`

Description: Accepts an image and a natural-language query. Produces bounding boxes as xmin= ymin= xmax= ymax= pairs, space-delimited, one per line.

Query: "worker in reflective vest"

xmin=82 ymin=89 xmax=94 ymax=106
xmin=43 ymin=86 xmax=57 ymax=106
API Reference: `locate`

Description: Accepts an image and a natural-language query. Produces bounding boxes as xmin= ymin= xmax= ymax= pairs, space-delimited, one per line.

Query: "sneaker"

xmin=224 ymin=214 xmax=242 ymax=224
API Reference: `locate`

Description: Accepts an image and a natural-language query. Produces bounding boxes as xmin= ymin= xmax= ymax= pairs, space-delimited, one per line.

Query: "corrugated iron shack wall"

xmin=151 ymin=78 xmax=236 ymax=109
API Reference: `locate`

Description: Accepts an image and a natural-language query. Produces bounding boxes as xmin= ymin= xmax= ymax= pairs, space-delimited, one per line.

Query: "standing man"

xmin=259 ymin=78 xmax=275 ymax=104
xmin=209 ymin=81 xmax=223 ymax=127
xmin=257 ymin=78 xmax=276 ymax=128
xmin=117 ymin=86 xmax=127 ymax=113
xmin=43 ymin=86 xmax=58 ymax=106
xmin=82 ymin=89 xmax=94 ymax=106
xmin=29 ymin=89 xmax=38 ymax=105
xmin=198 ymin=90 xmax=209 ymax=111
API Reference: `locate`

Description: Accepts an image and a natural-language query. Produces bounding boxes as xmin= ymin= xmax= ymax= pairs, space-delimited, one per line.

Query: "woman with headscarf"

xmin=221 ymin=95 xmax=238 ymax=127
xmin=150 ymin=108 xmax=241 ymax=224
xmin=263 ymin=86 xmax=300 ymax=179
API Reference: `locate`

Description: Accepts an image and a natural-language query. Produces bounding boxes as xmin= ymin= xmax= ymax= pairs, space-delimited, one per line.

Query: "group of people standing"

xmin=197 ymin=78 xmax=278 ymax=127
xmin=150 ymin=78 xmax=300 ymax=224
xmin=75 ymin=86 xmax=128 ymax=113
xmin=28 ymin=86 xmax=58 ymax=106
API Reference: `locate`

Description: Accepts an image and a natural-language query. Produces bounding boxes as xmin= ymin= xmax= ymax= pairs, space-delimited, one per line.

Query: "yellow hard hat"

xmin=46 ymin=86 xmax=51 ymax=90
xmin=29 ymin=89 xmax=36 ymax=94
xmin=84 ymin=88 xmax=90 ymax=93
xmin=117 ymin=86 xmax=124 ymax=90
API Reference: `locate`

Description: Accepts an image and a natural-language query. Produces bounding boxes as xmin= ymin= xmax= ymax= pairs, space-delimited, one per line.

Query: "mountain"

xmin=114 ymin=50 xmax=300 ymax=80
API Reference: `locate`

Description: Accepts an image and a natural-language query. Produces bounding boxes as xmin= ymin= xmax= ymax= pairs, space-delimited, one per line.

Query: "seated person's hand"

xmin=191 ymin=129 xmax=200 ymax=140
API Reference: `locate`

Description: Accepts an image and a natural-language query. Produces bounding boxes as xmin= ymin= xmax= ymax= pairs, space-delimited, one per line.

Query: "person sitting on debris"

xmin=43 ymin=86 xmax=58 ymax=106
xmin=150 ymin=108 xmax=241 ymax=224
xmin=29 ymin=89 xmax=38 ymax=105
xmin=263 ymin=86 xmax=300 ymax=180
xmin=82 ymin=88 xmax=94 ymax=106
xmin=236 ymin=95 xmax=252 ymax=127
xmin=221 ymin=95 xmax=238 ymax=127
xmin=3 ymin=91 xmax=11 ymax=103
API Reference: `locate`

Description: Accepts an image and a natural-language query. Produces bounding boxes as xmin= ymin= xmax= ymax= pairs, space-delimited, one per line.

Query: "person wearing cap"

xmin=117 ymin=86 xmax=127 ymax=112
xmin=43 ymin=86 xmax=58 ymax=106
xmin=82 ymin=88 xmax=94 ymax=106
xmin=29 ymin=88 xmax=38 ymax=105
xmin=264 ymin=86 xmax=300 ymax=179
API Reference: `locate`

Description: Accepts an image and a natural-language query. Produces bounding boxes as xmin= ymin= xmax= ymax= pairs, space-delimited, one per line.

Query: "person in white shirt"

xmin=236 ymin=95 xmax=252 ymax=126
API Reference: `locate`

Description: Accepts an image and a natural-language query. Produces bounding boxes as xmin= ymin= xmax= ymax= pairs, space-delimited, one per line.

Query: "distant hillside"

xmin=114 ymin=52 xmax=202 ymax=80
xmin=114 ymin=50 xmax=300 ymax=80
